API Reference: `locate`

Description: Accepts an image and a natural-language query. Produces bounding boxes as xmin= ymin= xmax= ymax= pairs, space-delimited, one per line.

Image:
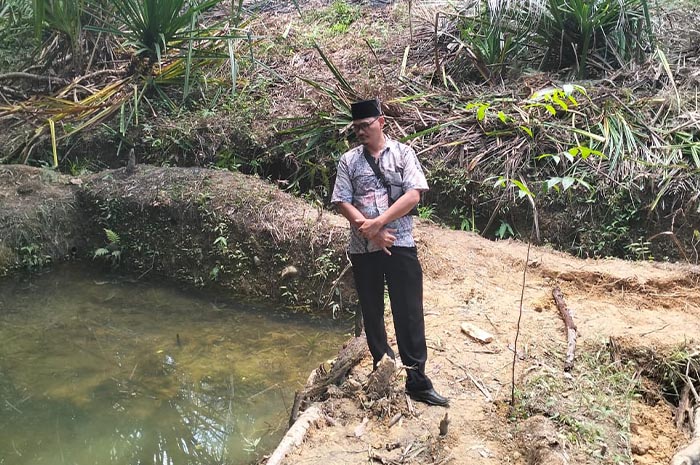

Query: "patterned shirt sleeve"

xmin=330 ymin=152 xmax=354 ymax=204
xmin=399 ymin=144 xmax=429 ymax=193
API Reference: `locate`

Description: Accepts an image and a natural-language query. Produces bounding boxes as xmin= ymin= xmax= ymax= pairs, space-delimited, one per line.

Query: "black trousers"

xmin=350 ymin=246 xmax=432 ymax=391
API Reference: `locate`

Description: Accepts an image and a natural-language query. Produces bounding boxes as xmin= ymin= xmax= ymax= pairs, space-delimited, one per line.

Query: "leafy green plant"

xmin=526 ymin=84 xmax=586 ymax=116
xmin=450 ymin=205 xmax=477 ymax=232
xmin=67 ymin=157 xmax=94 ymax=175
xmin=209 ymin=263 xmax=224 ymax=281
xmin=19 ymin=243 xmax=51 ymax=271
xmin=532 ymin=0 xmax=653 ymax=77
xmin=213 ymin=234 xmax=228 ymax=252
xmin=94 ymin=228 xmax=122 ymax=266
xmin=452 ymin=1 xmax=530 ymax=83
xmin=536 ymin=145 xmax=603 ymax=194
xmin=325 ymin=0 xmax=360 ymax=34
xmin=93 ymin=0 xmax=223 ymax=61
xmin=495 ymin=220 xmax=514 ymax=239
xmin=32 ymin=0 xmax=85 ymax=70
xmin=312 ymin=248 xmax=340 ymax=280
xmin=492 ymin=176 xmax=534 ymax=200
xmin=465 ymin=101 xmax=490 ymax=122
xmin=625 ymin=237 xmax=653 ymax=261
xmin=446 ymin=0 xmax=653 ymax=81
xmin=417 ymin=204 xmax=436 ymax=220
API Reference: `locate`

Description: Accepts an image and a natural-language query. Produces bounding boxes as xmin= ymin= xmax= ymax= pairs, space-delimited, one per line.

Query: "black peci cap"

xmin=351 ymin=98 xmax=382 ymax=120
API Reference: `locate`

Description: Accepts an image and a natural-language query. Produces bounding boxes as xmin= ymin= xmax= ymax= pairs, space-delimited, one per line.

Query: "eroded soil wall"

xmin=1 ymin=165 xmax=355 ymax=314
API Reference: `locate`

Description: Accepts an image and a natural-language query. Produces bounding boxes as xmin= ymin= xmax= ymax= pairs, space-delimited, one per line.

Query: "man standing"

xmin=331 ymin=98 xmax=448 ymax=407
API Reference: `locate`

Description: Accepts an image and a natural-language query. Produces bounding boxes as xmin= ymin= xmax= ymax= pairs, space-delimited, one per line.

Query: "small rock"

xmin=461 ymin=322 xmax=494 ymax=343
xmin=353 ymin=417 xmax=369 ymax=437
xmin=280 ymin=265 xmax=298 ymax=280
xmin=631 ymin=439 xmax=651 ymax=455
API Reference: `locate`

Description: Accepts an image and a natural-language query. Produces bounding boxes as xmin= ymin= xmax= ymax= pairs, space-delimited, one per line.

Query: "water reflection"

xmin=0 ymin=266 xmax=348 ymax=465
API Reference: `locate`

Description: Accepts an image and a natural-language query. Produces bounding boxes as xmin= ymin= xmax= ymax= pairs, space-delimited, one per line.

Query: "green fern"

xmin=104 ymin=228 xmax=120 ymax=245
xmin=94 ymin=248 xmax=109 ymax=258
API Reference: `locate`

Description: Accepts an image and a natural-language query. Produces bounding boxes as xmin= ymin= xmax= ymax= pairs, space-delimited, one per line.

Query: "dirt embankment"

xmin=0 ymin=165 xmax=84 ymax=274
xmin=1 ymin=164 xmax=355 ymax=312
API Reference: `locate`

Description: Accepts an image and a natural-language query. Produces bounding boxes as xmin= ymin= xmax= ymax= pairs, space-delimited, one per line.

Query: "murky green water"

xmin=0 ymin=265 xmax=348 ymax=465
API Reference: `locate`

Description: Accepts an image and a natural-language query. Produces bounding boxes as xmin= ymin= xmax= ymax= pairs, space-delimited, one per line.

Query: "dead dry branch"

xmin=552 ymin=286 xmax=577 ymax=372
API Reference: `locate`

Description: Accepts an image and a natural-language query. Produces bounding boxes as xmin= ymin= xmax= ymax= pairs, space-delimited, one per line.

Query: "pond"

xmin=0 ymin=265 xmax=349 ymax=465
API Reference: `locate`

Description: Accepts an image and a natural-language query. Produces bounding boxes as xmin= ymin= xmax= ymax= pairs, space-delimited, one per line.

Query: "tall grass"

xmin=533 ymin=0 xmax=653 ymax=77
xmin=92 ymin=0 xmax=223 ymax=62
xmin=450 ymin=0 xmax=654 ymax=81
xmin=2 ymin=0 xmax=250 ymax=166
xmin=33 ymin=0 xmax=85 ymax=70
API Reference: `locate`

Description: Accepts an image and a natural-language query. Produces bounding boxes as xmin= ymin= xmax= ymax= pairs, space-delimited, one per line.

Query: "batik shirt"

xmin=331 ymin=137 xmax=429 ymax=254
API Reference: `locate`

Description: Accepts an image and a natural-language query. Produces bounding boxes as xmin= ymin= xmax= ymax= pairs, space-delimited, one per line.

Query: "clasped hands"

xmin=355 ymin=217 xmax=396 ymax=255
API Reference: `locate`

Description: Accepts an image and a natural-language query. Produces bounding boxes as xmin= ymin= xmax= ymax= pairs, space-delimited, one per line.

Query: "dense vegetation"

xmin=1 ymin=0 xmax=698 ymax=262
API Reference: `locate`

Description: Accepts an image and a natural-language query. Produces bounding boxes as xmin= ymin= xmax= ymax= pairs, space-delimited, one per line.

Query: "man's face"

xmin=352 ymin=115 xmax=384 ymax=145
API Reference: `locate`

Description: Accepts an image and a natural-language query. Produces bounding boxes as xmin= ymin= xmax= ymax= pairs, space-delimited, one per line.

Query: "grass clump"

xmin=321 ymin=0 xmax=361 ymax=35
xmin=514 ymin=343 xmax=640 ymax=463
xmin=629 ymin=342 xmax=700 ymax=432
xmin=656 ymin=346 xmax=700 ymax=405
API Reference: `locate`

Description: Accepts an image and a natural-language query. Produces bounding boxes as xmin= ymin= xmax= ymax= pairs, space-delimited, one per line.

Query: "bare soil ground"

xmin=277 ymin=222 xmax=700 ymax=465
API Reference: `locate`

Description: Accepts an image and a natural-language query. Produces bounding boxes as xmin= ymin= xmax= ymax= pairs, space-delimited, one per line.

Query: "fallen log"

xmin=672 ymin=406 xmax=700 ymax=465
xmin=267 ymin=404 xmax=322 ymax=465
xmin=289 ymin=335 xmax=368 ymax=425
xmin=552 ymin=286 xmax=577 ymax=372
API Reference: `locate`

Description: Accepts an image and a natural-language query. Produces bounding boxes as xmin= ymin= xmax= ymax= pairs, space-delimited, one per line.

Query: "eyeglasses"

xmin=352 ymin=116 xmax=380 ymax=132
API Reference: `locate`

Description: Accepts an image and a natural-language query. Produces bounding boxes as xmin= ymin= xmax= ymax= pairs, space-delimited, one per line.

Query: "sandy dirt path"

xmin=277 ymin=222 xmax=700 ymax=465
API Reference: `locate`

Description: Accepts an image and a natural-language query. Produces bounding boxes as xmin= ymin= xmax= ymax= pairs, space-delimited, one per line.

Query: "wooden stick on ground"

xmin=552 ymin=286 xmax=578 ymax=372
xmin=267 ymin=404 xmax=322 ymax=465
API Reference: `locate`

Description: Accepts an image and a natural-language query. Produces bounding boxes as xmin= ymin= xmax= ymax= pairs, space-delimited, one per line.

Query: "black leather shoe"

xmin=406 ymin=388 xmax=449 ymax=406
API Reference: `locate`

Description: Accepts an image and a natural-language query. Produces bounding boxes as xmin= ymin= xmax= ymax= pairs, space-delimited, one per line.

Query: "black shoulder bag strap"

xmin=363 ymin=149 xmax=389 ymax=190
xmin=363 ymin=149 xmax=418 ymax=215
